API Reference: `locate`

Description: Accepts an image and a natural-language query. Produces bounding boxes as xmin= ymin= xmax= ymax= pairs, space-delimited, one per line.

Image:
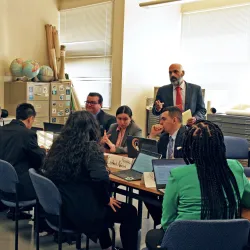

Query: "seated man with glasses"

xmin=85 ymin=92 xmax=116 ymax=136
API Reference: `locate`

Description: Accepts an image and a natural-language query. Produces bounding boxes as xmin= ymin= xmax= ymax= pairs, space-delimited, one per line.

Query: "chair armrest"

xmin=248 ymin=151 xmax=250 ymax=167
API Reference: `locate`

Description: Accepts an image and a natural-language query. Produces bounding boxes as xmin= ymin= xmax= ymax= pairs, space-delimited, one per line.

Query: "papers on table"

xmin=142 ymin=172 xmax=156 ymax=188
xmin=37 ymin=131 xmax=54 ymax=150
xmin=182 ymin=109 xmax=192 ymax=125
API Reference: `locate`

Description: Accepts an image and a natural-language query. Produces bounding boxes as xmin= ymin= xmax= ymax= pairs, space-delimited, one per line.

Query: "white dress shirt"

xmin=166 ymin=128 xmax=179 ymax=159
xmin=173 ymin=81 xmax=186 ymax=110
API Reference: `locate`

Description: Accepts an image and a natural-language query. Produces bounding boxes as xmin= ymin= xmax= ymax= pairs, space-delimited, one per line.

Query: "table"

xmin=109 ymin=167 xmax=250 ymax=225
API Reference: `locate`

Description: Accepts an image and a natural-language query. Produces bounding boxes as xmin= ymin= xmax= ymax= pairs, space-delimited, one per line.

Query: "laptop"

xmin=44 ymin=122 xmax=63 ymax=133
xmin=127 ymin=136 xmax=158 ymax=158
xmin=153 ymin=159 xmax=186 ymax=194
xmin=112 ymin=149 xmax=162 ymax=181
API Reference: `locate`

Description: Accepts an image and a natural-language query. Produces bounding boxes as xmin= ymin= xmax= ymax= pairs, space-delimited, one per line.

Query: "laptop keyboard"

xmin=113 ymin=169 xmax=142 ymax=181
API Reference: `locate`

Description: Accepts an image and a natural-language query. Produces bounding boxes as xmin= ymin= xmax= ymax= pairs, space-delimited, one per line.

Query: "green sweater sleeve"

xmin=239 ymin=162 xmax=250 ymax=208
xmin=161 ymin=171 xmax=179 ymax=230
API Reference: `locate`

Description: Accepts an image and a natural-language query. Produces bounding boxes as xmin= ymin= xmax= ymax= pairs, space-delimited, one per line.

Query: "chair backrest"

xmin=29 ymin=168 xmax=62 ymax=216
xmin=161 ymin=219 xmax=250 ymax=250
xmin=0 ymin=160 xmax=19 ymax=193
xmin=224 ymin=136 xmax=249 ymax=159
xmin=244 ymin=168 xmax=250 ymax=177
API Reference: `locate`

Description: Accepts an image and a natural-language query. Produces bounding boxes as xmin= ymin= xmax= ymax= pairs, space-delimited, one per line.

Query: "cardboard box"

xmin=29 ymin=101 xmax=50 ymax=117
xmin=50 ymin=116 xmax=68 ymax=125
xmin=33 ymin=117 xmax=49 ymax=129
xmin=50 ymin=100 xmax=70 ymax=117
xmin=51 ymin=82 xmax=71 ymax=101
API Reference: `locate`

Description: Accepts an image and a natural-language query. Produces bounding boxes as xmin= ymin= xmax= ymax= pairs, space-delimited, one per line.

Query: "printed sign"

xmin=104 ymin=153 xmax=133 ymax=170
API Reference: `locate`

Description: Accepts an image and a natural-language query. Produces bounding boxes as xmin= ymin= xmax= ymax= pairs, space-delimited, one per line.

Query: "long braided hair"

xmin=182 ymin=120 xmax=241 ymax=219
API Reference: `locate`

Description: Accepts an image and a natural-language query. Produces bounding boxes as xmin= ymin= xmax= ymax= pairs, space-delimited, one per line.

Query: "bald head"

xmin=169 ymin=63 xmax=185 ymax=86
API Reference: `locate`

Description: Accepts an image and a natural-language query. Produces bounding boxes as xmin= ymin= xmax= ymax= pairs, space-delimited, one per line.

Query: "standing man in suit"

xmin=85 ymin=92 xmax=116 ymax=136
xmin=149 ymin=106 xmax=186 ymax=158
xmin=144 ymin=106 xmax=186 ymax=225
xmin=152 ymin=63 xmax=206 ymax=126
xmin=0 ymin=103 xmax=46 ymax=219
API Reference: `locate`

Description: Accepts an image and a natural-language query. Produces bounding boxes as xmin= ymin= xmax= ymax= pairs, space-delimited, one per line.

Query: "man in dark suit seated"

xmin=85 ymin=92 xmax=116 ymax=136
xmin=149 ymin=106 xmax=186 ymax=158
xmin=152 ymin=63 xmax=206 ymax=126
xmin=144 ymin=106 xmax=186 ymax=225
xmin=0 ymin=103 xmax=46 ymax=219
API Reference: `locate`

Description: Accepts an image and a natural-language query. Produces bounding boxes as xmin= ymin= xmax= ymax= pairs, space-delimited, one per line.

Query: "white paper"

xmin=104 ymin=153 xmax=133 ymax=170
xmin=143 ymin=172 xmax=156 ymax=188
xmin=37 ymin=131 xmax=54 ymax=150
xmin=182 ymin=109 xmax=192 ymax=125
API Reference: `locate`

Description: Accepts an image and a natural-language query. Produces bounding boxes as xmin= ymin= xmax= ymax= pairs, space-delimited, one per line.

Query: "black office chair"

xmin=0 ymin=160 xmax=36 ymax=250
xmin=224 ymin=136 xmax=250 ymax=167
xmin=144 ymin=219 xmax=250 ymax=250
xmin=29 ymin=168 xmax=116 ymax=250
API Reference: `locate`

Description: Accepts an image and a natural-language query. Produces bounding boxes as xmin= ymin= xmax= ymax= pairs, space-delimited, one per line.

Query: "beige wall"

xmin=59 ymin=0 xmax=125 ymax=115
xmin=0 ymin=0 xmax=59 ymax=108
xmin=182 ymin=0 xmax=250 ymax=12
xmin=122 ymin=0 xmax=182 ymax=135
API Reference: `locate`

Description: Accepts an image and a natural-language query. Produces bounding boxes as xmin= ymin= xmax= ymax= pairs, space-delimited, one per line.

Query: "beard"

xmin=170 ymin=76 xmax=183 ymax=86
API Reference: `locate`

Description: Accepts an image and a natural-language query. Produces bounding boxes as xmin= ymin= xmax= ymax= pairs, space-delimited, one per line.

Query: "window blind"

xmin=181 ymin=4 xmax=250 ymax=111
xmin=60 ymin=1 xmax=113 ymax=108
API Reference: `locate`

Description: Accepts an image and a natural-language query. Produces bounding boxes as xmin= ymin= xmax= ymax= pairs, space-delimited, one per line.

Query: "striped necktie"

xmin=167 ymin=136 xmax=174 ymax=159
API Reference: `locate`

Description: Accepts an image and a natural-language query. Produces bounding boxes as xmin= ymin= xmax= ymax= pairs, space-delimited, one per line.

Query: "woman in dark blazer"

xmin=101 ymin=105 xmax=142 ymax=154
xmin=42 ymin=111 xmax=139 ymax=250
xmin=146 ymin=120 xmax=250 ymax=249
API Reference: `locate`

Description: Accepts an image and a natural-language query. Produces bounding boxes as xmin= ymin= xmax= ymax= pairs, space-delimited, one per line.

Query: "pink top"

xmin=115 ymin=126 xmax=126 ymax=147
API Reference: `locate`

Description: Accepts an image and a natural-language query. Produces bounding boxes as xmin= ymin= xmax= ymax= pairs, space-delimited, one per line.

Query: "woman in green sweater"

xmin=146 ymin=120 xmax=250 ymax=249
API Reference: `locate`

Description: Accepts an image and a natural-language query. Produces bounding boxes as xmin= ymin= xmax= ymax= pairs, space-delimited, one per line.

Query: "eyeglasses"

xmin=117 ymin=117 xmax=130 ymax=121
xmin=85 ymin=101 xmax=99 ymax=105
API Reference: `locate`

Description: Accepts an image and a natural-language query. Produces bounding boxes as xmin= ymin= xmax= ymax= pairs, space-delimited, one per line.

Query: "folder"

xmin=182 ymin=109 xmax=192 ymax=125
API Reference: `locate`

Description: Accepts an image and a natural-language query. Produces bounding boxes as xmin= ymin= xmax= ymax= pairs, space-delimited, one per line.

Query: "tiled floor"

xmin=0 ymin=194 xmax=155 ymax=250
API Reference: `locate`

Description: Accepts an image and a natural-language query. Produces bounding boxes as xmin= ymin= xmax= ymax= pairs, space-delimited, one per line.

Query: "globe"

xmin=10 ymin=58 xmax=24 ymax=77
xmin=37 ymin=65 xmax=54 ymax=82
xmin=23 ymin=60 xmax=40 ymax=79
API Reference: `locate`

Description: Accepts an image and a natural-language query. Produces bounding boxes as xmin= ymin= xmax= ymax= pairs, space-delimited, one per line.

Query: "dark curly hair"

xmin=182 ymin=120 xmax=241 ymax=220
xmin=42 ymin=111 xmax=102 ymax=182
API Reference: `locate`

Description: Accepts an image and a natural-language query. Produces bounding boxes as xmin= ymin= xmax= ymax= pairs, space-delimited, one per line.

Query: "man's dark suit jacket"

xmin=152 ymin=82 xmax=206 ymax=120
xmin=96 ymin=110 xmax=116 ymax=136
xmin=0 ymin=120 xmax=46 ymax=200
xmin=157 ymin=125 xmax=186 ymax=158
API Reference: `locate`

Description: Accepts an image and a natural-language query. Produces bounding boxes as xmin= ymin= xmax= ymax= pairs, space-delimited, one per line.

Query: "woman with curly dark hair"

xmin=42 ymin=111 xmax=139 ymax=250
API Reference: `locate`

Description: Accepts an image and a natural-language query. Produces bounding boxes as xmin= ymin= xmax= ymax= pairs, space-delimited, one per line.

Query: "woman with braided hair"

xmin=146 ymin=120 xmax=250 ymax=250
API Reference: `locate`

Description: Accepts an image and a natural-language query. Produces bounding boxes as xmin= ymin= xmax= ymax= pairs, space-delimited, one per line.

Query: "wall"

xmin=59 ymin=0 xmax=125 ymax=115
xmin=0 ymin=0 xmax=59 ymax=108
xmin=122 ymin=0 xmax=182 ymax=134
xmin=182 ymin=0 xmax=250 ymax=12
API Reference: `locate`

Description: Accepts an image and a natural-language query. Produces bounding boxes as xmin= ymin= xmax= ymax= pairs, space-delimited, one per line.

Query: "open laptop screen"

xmin=132 ymin=150 xmax=161 ymax=173
xmin=153 ymin=159 xmax=185 ymax=186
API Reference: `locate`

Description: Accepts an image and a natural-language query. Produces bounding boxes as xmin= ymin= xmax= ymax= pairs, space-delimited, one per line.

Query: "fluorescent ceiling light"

xmin=139 ymin=0 xmax=202 ymax=8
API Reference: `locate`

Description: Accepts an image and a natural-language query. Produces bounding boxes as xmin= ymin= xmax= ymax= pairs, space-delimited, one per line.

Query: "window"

xmin=181 ymin=4 xmax=250 ymax=111
xmin=60 ymin=1 xmax=113 ymax=108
